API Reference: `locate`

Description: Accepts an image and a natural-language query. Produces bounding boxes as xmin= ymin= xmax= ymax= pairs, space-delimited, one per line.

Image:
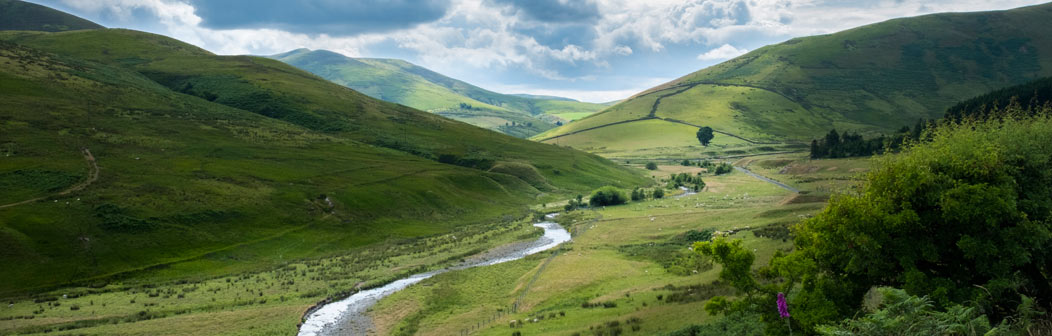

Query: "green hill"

xmin=536 ymin=3 xmax=1052 ymax=158
xmin=0 ymin=27 xmax=645 ymax=294
xmin=270 ymin=48 xmax=607 ymax=137
xmin=0 ymin=0 xmax=103 ymax=32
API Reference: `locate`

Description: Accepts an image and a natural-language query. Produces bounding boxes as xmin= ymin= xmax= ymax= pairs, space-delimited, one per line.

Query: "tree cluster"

xmin=564 ymin=194 xmax=584 ymax=212
xmin=589 ymin=186 xmax=628 ymax=207
xmin=666 ymin=172 xmax=705 ymax=191
xmin=697 ymin=160 xmax=734 ymax=175
xmin=945 ymin=76 xmax=1052 ymax=122
xmin=697 ymin=116 xmax=1052 ymax=334
xmin=809 ymin=119 xmax=930 ymax=159
xmin=630 ymin=187 xmax=664 ymax=201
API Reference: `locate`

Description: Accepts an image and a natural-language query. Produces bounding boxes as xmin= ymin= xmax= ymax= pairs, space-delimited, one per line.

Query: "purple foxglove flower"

xmin=777 ymin=292 xmax=790 ymax=318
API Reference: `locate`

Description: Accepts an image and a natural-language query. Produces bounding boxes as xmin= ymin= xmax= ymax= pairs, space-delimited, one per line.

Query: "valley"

xmin=3 ymin=1 xmax=1052 ymax=335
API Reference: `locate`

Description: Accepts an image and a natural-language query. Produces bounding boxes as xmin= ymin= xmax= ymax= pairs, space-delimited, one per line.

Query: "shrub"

xmin=645 ymin=162 xmax=658 ymax=170
xmin=589 ymin=186 xmax=627 ymax=207
xmin=630 ymin=188 xmax=643 ymax=201
xmin=652 ymin=188 xmax=664 ymax=199
xmin=772 ymin=116 xmax=1052 ymax=332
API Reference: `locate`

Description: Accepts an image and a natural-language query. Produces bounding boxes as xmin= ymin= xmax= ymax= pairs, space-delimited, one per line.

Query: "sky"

xmin=28 ymin=0 xmax=1050 ymax=103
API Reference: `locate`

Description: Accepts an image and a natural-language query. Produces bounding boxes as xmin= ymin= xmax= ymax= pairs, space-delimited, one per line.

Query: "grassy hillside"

xmin=0 ymin=28 xmax=646 ymax=295
xmin=0 ymin=0 xmax=103 ymax=32
xmin=270 ymin=49 xmax=607 ymax=137
xmin=537 ymin=3 xmax=1052 ymax=156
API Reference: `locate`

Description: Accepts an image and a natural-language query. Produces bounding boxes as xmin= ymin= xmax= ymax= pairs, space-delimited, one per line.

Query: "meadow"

xmin=366 ymin=154 xmax=869 ymax=335
xmin=0 ymin=215 xmax=544 ymax=335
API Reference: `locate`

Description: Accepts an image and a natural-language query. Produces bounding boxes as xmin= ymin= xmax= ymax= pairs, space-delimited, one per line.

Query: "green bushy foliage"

xmin=776 ymin=114 xmax=1052 ymax=332
xmin=589 ymin=186 xmax=627 ymax=207
xmin=818 ymin=287 xmax=1046 ymax=336
xmin=696 ymin=127 xmax=714 ymax=146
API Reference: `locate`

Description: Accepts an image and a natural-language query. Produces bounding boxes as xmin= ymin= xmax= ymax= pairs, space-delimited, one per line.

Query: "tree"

xmin=824 ymin=129 xmax=841 ymax=158
xmin=630 ymin=188 xmax=643 ymax=201
xmin=783 ymin=116 xmax=1052 ymax=331
xmin=697 ymin=127 xmax=715 ymax=146
xmin=645 ymin=162 xmax=658 ymax=170
xmin=589 ymin=186 xmax=628 ymax=206
xmin=652 ymin=188 xmax=664 ymax=199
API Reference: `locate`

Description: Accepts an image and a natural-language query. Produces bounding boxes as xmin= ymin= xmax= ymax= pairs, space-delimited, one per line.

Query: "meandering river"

xmin=298 ymin=217 xmax=571 ymax=336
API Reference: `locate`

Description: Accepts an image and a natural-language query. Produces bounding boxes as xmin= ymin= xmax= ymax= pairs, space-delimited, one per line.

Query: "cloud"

xmin=697 ymin=44 xmax=748 ymax=60
xmin=489 ymin=0 xmax=600 ymax=23
xmin=30 ymin=0 xmax=1052 ymax=102
xmin=186 ymin=0 xmax=451 ymax=34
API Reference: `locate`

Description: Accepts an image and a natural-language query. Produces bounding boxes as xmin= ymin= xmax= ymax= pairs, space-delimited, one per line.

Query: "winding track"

xmin=535 ymin=81 xmax=797 ymax=145
xmin=733 ymin=166 xmax=799 ymax=193
xmin=0 ymin=148 xmax=99 ymax=210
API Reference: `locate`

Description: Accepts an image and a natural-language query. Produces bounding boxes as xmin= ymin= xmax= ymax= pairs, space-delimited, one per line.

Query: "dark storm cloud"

xmin=490 ymin=0 xmax=601 ymax=23
xmin=188 ymin=0 xmax=452 ymax=35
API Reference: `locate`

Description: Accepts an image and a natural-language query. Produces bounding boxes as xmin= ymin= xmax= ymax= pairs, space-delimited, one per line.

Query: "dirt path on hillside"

xmin=0 ymin=148 xmax=99 ymax=210
xmin=537 ymin=81 xmax=810 ymax=145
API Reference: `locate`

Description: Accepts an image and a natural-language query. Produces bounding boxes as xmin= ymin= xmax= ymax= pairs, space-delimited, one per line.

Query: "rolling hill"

xmin=270 ymin=48 xmax=608 ymax=137
xmin=0 ymin=0 xmax=103 ymax=32
xmin=0 ymin=3 xmax=646 ymax=295
xmin=535 ymin=3 xmax=1052 ymax=159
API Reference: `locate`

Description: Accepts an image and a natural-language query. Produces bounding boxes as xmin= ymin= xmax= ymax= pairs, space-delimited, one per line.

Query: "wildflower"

xmin=777 ymin=292 xmax=790 ymax=318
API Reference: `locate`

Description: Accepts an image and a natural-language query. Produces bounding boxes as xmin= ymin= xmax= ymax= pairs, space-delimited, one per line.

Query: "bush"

xmin=589 ymin=186 xmax=627 ymax=207
xmin=816 ymin=288 xmax=1040 ymax=336
xmin=652 ymin=188 xmax=664 ymax=199
xmin=630 ymin=188 xmax=644 ymax=201
xmin=645 ymin=162 xmax=658 ymax=170
xmin=779 ymin=115 xmax=1052 ymax=332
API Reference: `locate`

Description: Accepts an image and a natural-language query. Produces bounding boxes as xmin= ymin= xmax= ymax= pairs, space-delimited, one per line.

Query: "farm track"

xmin=733 ymin=166 xmax=799 ymax=193
xmin=0 ymin=148 xmax=99 ymax=210
xmin=537 ymin=81 xmax=811 ymax=145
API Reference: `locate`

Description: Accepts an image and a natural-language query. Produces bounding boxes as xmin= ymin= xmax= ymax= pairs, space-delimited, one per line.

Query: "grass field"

xmin=539 ymin=118 xmax=808 ymax=161
xmin=534 ymin=3 xmax=1052 ymax=159
xmin=0 ymin=28 xmax=648 ymax=297
xmin=0 ymin=216 xmax=545 ymax=335
xmin=366 ymin=155 xmax=869 ymax=335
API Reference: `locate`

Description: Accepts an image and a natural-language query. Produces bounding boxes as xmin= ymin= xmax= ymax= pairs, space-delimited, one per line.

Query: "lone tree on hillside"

xmin=696 ymin=127 xmax=714 ymax=146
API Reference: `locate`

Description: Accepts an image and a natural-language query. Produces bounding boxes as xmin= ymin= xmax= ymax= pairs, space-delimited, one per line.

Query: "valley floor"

xmin=0 ymin=154 xmax=869 ymax=335
xmin=365 ymin=154 xmax=870 ymax=336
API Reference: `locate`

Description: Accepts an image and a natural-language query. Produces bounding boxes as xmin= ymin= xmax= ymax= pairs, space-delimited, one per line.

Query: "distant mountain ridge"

xmin=270 ymin=48 xmax=608 ymax=137
xmin=536 ymin=3 xmax=1052 ymax=155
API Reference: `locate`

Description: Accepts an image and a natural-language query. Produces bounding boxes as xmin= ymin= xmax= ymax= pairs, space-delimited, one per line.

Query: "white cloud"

xmin=697 ymin=44 xmax=748 ymax=61
xmin=38 ymin=0 xmax=1052 ymax=96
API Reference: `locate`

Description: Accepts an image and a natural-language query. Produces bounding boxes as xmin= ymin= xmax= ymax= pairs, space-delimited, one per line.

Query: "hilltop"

xmin=270 ymin=48 xmax=607 ymax=137
xmin=535 ymin=3 xmax=1052 ymax=159
xmin=0 ymin=0 xmax=103 ymax=32
xmin=0 ymin=26 xmax=645 ymax=294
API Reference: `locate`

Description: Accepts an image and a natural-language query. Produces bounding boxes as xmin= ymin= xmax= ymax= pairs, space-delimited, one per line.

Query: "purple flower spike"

xmin=777 ymin=292 xmax=790 ymax=318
